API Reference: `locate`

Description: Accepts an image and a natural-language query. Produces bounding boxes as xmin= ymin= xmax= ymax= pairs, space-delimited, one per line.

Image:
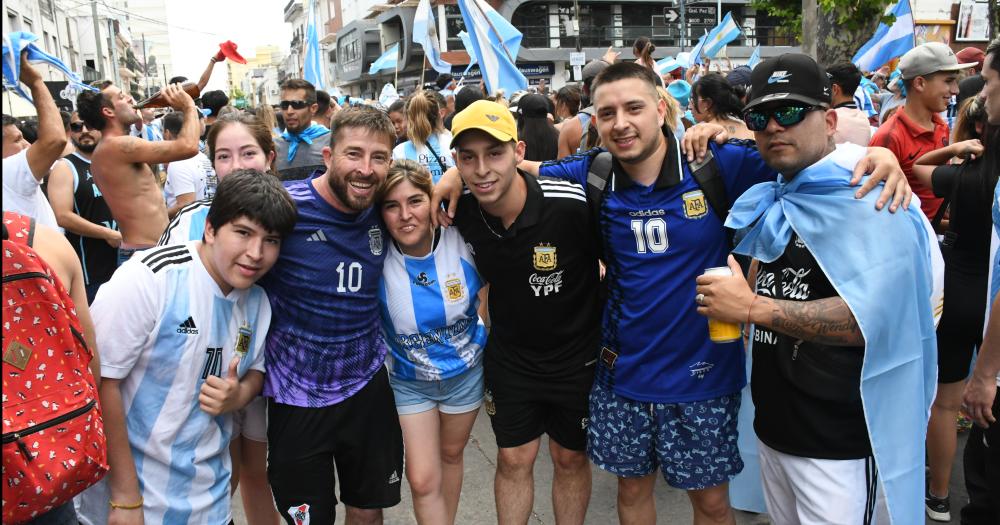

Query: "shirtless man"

xmin=76 ymin=83 xmax=201 ymax=262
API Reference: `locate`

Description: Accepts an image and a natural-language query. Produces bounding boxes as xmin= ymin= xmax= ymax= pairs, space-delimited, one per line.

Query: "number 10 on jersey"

xmin=336 ymin=261 xmax=364 ymax=293
xmin=630 ymin=218 xmax=669 ymax=254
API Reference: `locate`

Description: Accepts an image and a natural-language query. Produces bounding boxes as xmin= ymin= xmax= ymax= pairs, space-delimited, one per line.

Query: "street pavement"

xmin=234 ymin=411 xmax=970 ymax=524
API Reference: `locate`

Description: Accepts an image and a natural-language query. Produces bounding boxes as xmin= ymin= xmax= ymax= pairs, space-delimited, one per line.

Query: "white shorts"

xmin=758 ymin=440 xmax=889 ymax=525
xmin=232 ymin=396 xmax=267 ymax=442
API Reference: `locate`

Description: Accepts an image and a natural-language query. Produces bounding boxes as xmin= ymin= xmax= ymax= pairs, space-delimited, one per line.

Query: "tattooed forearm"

xmin=760 ymin=296 xmax=865 ymax=346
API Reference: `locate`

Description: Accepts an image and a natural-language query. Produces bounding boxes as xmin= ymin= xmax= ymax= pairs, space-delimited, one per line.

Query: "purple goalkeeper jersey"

xmin=260 ymin=174 xmax=389 ymax=407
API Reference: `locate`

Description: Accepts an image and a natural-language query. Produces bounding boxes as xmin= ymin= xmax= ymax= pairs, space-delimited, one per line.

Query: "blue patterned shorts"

xmin=587 ymin=381 xmax=743 ymax=490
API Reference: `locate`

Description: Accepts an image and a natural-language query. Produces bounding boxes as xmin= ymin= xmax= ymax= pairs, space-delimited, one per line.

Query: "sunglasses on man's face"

xmin=743 ymin=105 xmax=824 ymax=132
xmin=279 ymin=100 xmax=310 ymax=110
xmin=69 ymin=122 xmax=89 ymax=132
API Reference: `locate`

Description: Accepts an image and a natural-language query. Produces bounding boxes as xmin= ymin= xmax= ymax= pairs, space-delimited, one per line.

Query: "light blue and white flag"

xmin=852 ymin=0 xmax=914 ymax=72
xmin=2 ymin=32 xmax=97 ymax=102
xmin=414 ymin=0 xmax=451 ymax=75
xmin=458 ymin=30 xmax=477 ymax=75
xmin=656 ymin=56 xmax=681 ymax=74
xmin=687 ymin=32 xmax=709 ymax=67
xmin=854 ymin=84 xmax=878 ymax=118
xmin=369 ymin=43 xmax=400 ymax=74
xmin=747 ymin=45 xmax=761 ymax=69
xmin=457 ymin=0 xmax=527 ymax=95
xmin=303 ymin=0 xmax=326 ymax=90
xmin=702 ymin=12 xmax=744 ymax=59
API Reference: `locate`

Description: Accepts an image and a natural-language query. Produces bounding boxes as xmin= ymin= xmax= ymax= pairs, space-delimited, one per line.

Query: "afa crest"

xmin=234 ymin=322 xmax=252 ymax=357
xmin=368 ymin=225 xmax=383 ymax=255
xmin=532 ymin=243 xmax=557 ymax=271
xmin=683 ymin=190 xmax=708 ymax=219
xmin=445 ymin=277 xmax=465 ymax=302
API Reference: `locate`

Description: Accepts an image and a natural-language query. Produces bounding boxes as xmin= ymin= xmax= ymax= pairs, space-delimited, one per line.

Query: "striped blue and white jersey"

xmin=378 ymin=226 xmax=486 ymax=381
xmin=79 ymin=242 xmax=269 ymax=525
xmin=158 ymin=199 xmax=212 ymax=246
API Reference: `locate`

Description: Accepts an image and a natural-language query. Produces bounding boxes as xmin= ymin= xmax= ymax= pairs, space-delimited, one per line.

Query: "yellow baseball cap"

xmin=451 ymin=99 xmax=518 ymax=145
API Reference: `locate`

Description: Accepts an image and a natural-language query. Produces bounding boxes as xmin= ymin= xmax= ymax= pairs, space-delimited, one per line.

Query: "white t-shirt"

xmin=77 ymin=242 xmax=269 ymax=525
xmin=392 ymin=131 xmax=455 ymax=184
xmin=164 ymin=152 xmax=216 ymax=207
xmin=2 ymin=149 xmax=60 ymax=231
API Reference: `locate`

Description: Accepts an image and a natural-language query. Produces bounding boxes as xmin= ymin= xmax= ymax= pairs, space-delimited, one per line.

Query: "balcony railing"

xmin=515 ymin=25 xmax=798 ymax=49
xmin=82 ymin=66 xmax=102 ymax=83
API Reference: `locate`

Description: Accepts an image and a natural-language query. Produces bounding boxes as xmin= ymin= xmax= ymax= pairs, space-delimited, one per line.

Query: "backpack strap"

xmin=1 ymin=212 xmax=36 ymax=247
xmin=586 ymin=151 xmax=613 ymax=222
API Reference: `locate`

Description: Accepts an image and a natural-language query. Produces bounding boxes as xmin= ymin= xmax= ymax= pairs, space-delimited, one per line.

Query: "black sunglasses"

xmin=743 ymin=105 xmax=825 ymax=132
xmin=279 ymin=100 xmax=310 ymax=110
xmin=69 ymin=122 xmax=89 ymax=132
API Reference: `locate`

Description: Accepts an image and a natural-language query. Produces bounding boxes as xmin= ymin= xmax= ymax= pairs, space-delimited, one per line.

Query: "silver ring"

xmin=696 ymin=293 xmax=706 ymax=305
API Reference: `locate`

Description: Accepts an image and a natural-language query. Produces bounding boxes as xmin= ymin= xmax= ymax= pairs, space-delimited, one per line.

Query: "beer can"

xmin=703 ymin=266 xmax=742 ymax=343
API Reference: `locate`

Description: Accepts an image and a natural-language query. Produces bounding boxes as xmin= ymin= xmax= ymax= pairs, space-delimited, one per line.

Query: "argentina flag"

xmin=702 ymin=12 xmax=744 ymax=59
xmin=414 ymin=0 xmax=452 ymax=75
xmin=457 ymin=0 xmax=528 ymax=96
xmin=747 ymin=45 xmax=761 ymax=69
xmin=303 ymin=0 xmax=326 ymax=90
xmin=369 ymin=43 xmax=400 ymax=74
xmin=852 ymin=0 xmax=914 ymax=72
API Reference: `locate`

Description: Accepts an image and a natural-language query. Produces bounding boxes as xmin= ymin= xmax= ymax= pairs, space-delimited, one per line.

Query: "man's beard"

xmin=73 ymin=138 xmax=97 ymax=153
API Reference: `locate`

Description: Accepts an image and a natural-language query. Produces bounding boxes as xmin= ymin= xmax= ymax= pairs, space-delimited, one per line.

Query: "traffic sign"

xmin=686 ymin=6 xmax=717 ymax=26
xmin=663 ymin=8 xmax=680 ymax=23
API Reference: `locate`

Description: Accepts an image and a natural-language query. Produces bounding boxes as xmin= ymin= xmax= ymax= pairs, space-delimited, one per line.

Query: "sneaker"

xmin=925 ymin=489 xmax=951 ymax=522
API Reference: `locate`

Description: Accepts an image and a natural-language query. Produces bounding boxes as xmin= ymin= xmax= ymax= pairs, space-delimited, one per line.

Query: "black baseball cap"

xmin=744 ymin=53 xmax=832 ymax=112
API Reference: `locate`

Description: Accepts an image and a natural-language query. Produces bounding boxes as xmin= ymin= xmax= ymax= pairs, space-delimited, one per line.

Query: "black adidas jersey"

xmin=58 ymin=153 xmax=119 ymax=287
xmin=455 ymin=172 xmax=602 ymax=378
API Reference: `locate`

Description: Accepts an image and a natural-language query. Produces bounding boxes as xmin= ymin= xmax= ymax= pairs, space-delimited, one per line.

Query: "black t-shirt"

xmin=454 ymin=172 xmax=602 ymax=378
xmin=751 ymin=233 xmax=871 ymax=459
xmin=932 ymin=161 xmax=992 ymax=275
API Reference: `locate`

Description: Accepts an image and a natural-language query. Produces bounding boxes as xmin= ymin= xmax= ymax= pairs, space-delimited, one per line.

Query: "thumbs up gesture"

xmin=199 ymin=356 xmax=242 ymax=416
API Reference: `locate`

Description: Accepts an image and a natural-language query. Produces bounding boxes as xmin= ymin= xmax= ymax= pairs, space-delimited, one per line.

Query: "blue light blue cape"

xmin=3 ymin=32 xmax=97 ymax=102
xmin=725 ymin=144 xmax=941 ymax=524
xmin=281 ymin=123 xmax=330 ymax=163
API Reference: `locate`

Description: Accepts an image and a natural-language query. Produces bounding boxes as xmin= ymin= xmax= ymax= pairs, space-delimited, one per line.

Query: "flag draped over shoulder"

xmin=456 ymin=0 xmax=527 ymax=95
xmin=369 ymin=43 xmax=400 ymax=74
xmin=853 ymin=0 xmax=915 ymax=72
xmin=414 ymin=0 xmax=452 ymax=75
xmin=725 ymin=143 xmax=943 ymax=525
xmin=303 ymin=0 xmax=326 ymax=90
xmin=2 ymin=32 xmax=97 ymax=102
xmin=702 ymin=13 xmax=744 ymax=59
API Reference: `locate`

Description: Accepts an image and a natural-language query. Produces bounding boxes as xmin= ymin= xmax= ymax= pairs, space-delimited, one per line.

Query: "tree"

xmin=752 ymin=0 xmax=897 ymax=65
xmin=230 ymin=86 xmax=247 ymax=101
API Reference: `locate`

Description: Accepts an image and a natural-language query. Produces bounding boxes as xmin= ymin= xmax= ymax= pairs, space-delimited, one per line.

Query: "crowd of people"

xmin=2 ymin=34 xmax=999 ymax=525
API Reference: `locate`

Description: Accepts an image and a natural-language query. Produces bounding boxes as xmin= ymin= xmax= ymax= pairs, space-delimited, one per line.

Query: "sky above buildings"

xmin=164 ymin=0 xmax=291 ymax=91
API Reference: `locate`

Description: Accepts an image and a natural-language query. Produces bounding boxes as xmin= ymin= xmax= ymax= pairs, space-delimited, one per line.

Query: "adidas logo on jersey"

xmin=629 ymin=209 xmax=665 ymax=217
xmin=177 ymin=316 xmax=199 ymax=335
xmin=388 ymin=470 xmax=400 ymax=484
xmin=307 ymin=230 xmax=328 ymax=242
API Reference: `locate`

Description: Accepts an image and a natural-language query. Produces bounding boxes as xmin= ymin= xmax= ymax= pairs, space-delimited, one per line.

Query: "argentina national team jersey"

xmin=260 ymin=174 xmax=389 ymax=407
xmin=79 ymin=242 xmax=269 ymax=525
xmin=539 ymin=138 xmax=776 ymax=403
xmin=379 ymin=226 xmax=487 ymax=380
xmin=158 ymin=199 xmax=212 ymax=246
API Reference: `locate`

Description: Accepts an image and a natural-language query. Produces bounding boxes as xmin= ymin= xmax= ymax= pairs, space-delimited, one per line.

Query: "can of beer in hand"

xmin=703 ymin=266 xmax=742 ymax=343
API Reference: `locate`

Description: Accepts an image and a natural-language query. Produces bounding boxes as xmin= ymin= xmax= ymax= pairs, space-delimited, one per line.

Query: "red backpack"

xmin=2 ymin=212 xmax=108 ymax=524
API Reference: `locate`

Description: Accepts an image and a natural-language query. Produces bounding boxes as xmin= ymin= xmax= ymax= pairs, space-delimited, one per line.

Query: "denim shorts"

xmin=587 ymin=380 xmax=743 ymax=490
xmin=390 ymin=363 xmax=484 ymax=415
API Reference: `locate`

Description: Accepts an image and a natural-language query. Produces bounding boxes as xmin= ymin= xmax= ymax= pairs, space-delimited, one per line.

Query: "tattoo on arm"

xmin=765 ymin=296 xmax=864 ymax=346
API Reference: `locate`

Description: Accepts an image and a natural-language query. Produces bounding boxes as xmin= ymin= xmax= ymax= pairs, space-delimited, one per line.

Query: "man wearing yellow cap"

xmin=447 ymin=100 xmax=601 ymax=525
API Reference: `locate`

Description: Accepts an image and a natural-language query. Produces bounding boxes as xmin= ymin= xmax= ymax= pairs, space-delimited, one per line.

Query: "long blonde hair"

xmin=405 ymin=90 xmax=442 ymax=146
xmin=656 ymin=86 xmax=681 ymax=132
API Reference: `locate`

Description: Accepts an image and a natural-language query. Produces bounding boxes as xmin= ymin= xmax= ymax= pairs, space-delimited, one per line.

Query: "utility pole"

xmin=680 ymin=0 xmax=687 ymax=52
xmin=91 ymin=0 xmax=104 ymax=78
xmin=573 ymin=0 xmax=581 ymax=52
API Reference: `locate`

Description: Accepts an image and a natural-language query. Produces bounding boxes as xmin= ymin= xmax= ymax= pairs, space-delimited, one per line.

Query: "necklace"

xmin=479 ymin=205 xmax=503 ymax=239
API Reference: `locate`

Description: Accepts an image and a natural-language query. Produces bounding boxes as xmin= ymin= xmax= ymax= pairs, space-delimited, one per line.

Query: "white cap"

xmin=898 ymin=42 xmax=977 ymax=80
